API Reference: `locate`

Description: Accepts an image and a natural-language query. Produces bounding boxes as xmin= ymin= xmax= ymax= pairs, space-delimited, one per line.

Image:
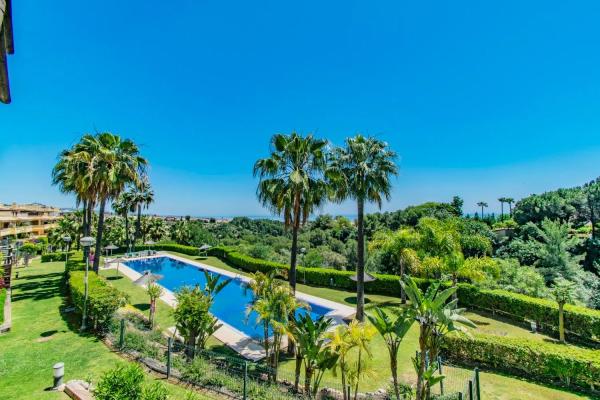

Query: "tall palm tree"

xmin=253 ymin=132 xmax=329 ymax=293
xmin=52 ymin=145 xmax=95 ymax=240
xmin=130 ymin=179 xmax=154 ymax=241
xmin=505 ymin=197 xmax=515 ymax=216
xmin=112 ymin=190 xmax=134 ymax=248
xmin=498 ymin=197 xmax=507 ymax=220
xmin=329 ymin=135 xmax=398 ymax=321
xmin=71 ymin=133 xmax=147 ymax=272
xmin=476 ymin=201 xmax=488 ymax=219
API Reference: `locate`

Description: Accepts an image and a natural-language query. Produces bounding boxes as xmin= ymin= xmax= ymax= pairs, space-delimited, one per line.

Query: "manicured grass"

xmin=0 ymin=287 xmax=6 ymax=324
xmin=0 ymin=259 xmax=214 ymax=400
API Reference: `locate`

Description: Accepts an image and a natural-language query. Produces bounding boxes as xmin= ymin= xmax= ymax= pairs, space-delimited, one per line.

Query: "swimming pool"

xmin=123 ymin=256 xmax=333 ymax=339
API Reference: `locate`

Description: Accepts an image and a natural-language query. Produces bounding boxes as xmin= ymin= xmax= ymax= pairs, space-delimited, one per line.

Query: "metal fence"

xmin=109 ymin=318 xmax=480 ymax=400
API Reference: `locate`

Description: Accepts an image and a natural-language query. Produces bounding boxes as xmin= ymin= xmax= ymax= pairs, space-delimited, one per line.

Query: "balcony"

xmin=0 ymin=225 xmax=34 ymax=237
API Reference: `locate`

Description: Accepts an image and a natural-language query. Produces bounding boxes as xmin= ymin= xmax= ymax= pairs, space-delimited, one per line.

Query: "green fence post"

xmin=475 ymin=367 xmax=481 ymax=399
xmin=167 ymin=338 xmax=172 ymax=379
xmin=438 ymin=356 xmax=444 ymax=395
xmin=469 ymin=379 xmax=474 ymax=400
xmin=118 ymin=319 xmax=125 ymax=349
xmin=243 ymin=361 xmax=248 ymax=400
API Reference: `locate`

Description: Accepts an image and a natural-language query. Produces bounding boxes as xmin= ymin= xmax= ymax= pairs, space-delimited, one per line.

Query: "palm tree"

xmin=72 ymin=133 xmax=147 ymax=273
xmin=505 ymin=197 xmax=515 ymax=216
xmin=289 ymin=314 xmax=337 ymax=397
xmin=146 ymin=282 xmax=163 ymax=329
xmin=201 ymin=270 xmax=231 ymax=301
xmin=52 ymin=144 xmax=96 ymax=243
xmin=400 ymin=276 xmax=476 ymax=400
xmin=498 ymin=197 xmax=507 ymax=220
xmin=250 ymin=283 xmax=303 ymax=381
xmin=329 ymin=135 xmax=398 ymax=321
xmin=326 ymin=320 xmax=376 ymax=400
xmin=552 ymin=278 xmax=576 ymax=343
xmin=476 ymin=201 xmax=488 ymax=219
xmin=130 ymin=179 xmax=154 ymax=241
xmin=369 ymin=228 xmax=420 ymax=304
xmin=112 ymin=191 xmax=134 ymax=248
xmin=246 ymin=272 xmax=277 ymax=364
xmin=367 ymin=308 xmax=414 ymax=400
xmin=253 ymin=132 xmax=329 ymax=293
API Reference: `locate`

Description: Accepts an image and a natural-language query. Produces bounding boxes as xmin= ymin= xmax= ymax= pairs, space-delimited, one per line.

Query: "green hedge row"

xmin=208 ymin=246 xmax=600 ymax=341
xmin=41 ymin=251 xmax=75 ymax=262
xmin=67 ymin=256 xmax=128 ymax=331
xmin=442 ymin=333 xmax=600 ymax=393
xmin=118 ymin=243 xmax=201 ymax=256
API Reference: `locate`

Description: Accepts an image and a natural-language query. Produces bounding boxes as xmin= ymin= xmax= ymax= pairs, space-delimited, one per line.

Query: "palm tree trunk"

xmin=81 ymin=199 xmax=88 ymax=237
xmin=416 ymin=325 xmax=427 ymax=400
xmin=356 ymin=197 xmax=366 ymax=322
xmin=294 ymin=353 xmax=302 ymax=392
xmin=500 ymin=202 xmax=504 ymax=220
xmin=390 ymin=347 xmax=400 ymax=400
xmin=149 ymin=298 xmax=155 ymax=328
xmin=400 ymin=258 xmax=406 ymax=304
xmin=559 ymin=303 xmax=565 ymax=343
xmin=289 ymin=204 xmax=300 ymax=293
xmin=93 ymin=198 xmax=106 ymax=273
xmin=136 ymin=204 xmax=142 ymax=240
xmin=124 ymin=212 xmax=130 ymax=249
xmin=304 ymin=366 xmax=313 ymax=398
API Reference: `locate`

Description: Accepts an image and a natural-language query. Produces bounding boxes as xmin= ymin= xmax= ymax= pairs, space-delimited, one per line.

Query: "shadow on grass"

xmin=106 ymin=276 xmax=124 ymax=281
xmin=133 ymin=303 xmax=150 ymax=312
xmin=11 ymin=274 xmax=63 ymax=302
xmin=344 ymin=296 xmax=372 ymax=305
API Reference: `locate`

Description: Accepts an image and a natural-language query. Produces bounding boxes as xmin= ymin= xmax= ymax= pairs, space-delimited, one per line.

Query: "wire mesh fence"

xmin=107 ymin=317 xmax=480 ymax=400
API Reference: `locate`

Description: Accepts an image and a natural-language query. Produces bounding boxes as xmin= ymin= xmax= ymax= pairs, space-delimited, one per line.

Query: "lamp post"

xmin=79 ymin=236 xmax=95 ymax=331
xmin=62 ymin=236 xmax=71 ymax=269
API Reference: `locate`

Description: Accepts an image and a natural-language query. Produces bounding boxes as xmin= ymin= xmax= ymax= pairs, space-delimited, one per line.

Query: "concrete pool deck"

xmin=104 ymin=252 xmax=355 ymax=361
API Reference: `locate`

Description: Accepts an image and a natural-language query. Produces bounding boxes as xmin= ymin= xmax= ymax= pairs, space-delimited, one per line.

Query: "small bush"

xmin=41 ymin=251 xmax=76 ymax=262
xmin=94 ymin=363 xmax=145 ymax=400
xmin=443 ymin=333 xmax=600 ymax=393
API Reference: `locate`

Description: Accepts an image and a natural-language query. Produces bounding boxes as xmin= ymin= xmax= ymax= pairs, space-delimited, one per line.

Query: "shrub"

xmin=141 ymin=382 xmax=169 ymax=400
xmin=94 ymin=363 xmax=145 ymax=400
xmin=442 ymin=333 xmax=600 ymax=393
xmin=41 ymin=251 xmax=76 ymax=262
xmin=208 ymin=246 xmax=600 ymax=341
xmin=68 ymin=270 xmax=128 ymax=331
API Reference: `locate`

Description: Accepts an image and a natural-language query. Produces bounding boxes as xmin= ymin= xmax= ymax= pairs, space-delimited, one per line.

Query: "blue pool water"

xmin=124 ymin=256 xmax=333 ymax=339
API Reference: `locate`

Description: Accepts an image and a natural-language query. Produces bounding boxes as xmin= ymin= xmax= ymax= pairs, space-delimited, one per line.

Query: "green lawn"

xmin=159 ymin=252 xmax=593 ymax=400
xmin=0 ymin=259 xmax=214 ymax=400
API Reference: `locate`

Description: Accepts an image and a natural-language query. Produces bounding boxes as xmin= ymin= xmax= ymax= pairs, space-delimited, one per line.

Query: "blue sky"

xmin=1 ymin=1 xmax=600 ymax=217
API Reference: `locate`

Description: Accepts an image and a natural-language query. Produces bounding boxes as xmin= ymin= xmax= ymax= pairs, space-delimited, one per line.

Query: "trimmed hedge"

xmin=442 ymin=333 xmax=600 ymax=393
xmin=67 ymin=257 xmax=128 ymax=330
xmin=41 ymin=251 xmax=75 ymax=262
xmin=208 ymin=246 xmax=600 ymax=341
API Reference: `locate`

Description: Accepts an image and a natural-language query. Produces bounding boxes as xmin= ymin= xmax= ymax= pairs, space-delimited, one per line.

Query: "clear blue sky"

xmin=1 ymin=1 xmax=600 ymax=217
